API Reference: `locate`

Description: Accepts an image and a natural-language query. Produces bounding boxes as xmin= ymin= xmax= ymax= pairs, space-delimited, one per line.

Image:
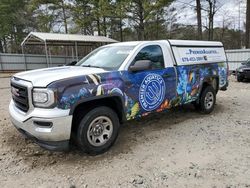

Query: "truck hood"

xmin=14 ymin=66 xmax=107 ymax=87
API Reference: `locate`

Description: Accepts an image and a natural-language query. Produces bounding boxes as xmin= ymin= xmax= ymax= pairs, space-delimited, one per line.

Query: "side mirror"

xmin=66 ymin=61 xmax=77 ymax=66
xmin=129 ymin=60 xmax=152 ymax=72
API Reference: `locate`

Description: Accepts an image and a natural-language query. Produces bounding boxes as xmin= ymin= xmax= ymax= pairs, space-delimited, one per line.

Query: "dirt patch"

xmin=1 ymin=76 xmax=250 ymax=188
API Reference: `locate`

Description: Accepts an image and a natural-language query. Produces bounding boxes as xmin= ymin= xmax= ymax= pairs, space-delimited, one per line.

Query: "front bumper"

xmin=9 ymin=100 xmax=73 ymax=151
xmin=14 ymin=126 xmax=70 ymax=151
xmin=237 ymin=71 xmax=250 ymax=79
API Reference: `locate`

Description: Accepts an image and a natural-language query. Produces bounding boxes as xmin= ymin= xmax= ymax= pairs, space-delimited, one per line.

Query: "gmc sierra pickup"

xmin=9 ymin=40 xmax=228 ymax=155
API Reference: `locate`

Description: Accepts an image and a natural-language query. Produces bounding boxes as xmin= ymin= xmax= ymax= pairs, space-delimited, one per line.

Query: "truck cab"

xmin=9 ymin=40 xmax=228 ymax=154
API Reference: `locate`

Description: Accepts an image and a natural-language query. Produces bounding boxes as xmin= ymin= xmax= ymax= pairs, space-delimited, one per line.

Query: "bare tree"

xmin=246 ymin=0 xmax=250 ymax=48
xmin=220 ymin=11 xmax=233 ymax=42
xmin=206 ymin=0 xmax=216 ymax=40
xmin=205 ymin=0 xmax=222 ymax=40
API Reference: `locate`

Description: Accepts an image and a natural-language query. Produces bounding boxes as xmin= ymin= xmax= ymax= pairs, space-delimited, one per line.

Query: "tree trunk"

xmin=61 ymin=0 xmax=68 ymax=34
xmin=103 ymin=17 xmax=107 ymax=37
xmin=208 ymin=1 xmax=213 ymax=40
xmin=83 ymin=10 xmax=87 ymax=35
xmin=156 ymin=14 xmax=159 ymax=39
xmin=0 ymin=39 xmax=3 ymax=53
xmin=97 ymin=18 xmax=101 ymax=35
xmin=196 ymin=0 xmax=202 ymax=40
xmin=206 ymin=0 xmax=216 ymax=41
xmin=221 ymin=19 xmax=225 ymax=41
xmin=211 ymin=13 xmax=214 ymax=40
xmin=211 ymin=0 xmax=216 ymax=40
xmin=119 ymin=17 xmax=123 ymax=42
xmin=137 ymin=0 xmax=144 ymax=40
xmin=3 ymin=37 xmax=7 ymax=53
xmin=246 ymin=0 xmax=250 ymax=48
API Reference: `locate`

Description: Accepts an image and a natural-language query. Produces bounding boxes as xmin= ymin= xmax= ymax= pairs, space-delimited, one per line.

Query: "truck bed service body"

xmin=9 ymin=40 xmax=228 ymax=154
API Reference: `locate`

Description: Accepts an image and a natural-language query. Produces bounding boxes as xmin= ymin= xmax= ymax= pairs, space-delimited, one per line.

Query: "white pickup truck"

xmin=9 ymin=40 xmax=228 ymax=155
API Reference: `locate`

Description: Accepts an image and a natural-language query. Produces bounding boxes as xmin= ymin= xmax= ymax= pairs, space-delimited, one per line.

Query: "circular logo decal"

xmin=139 ymin=74 xmax=165 ymax=111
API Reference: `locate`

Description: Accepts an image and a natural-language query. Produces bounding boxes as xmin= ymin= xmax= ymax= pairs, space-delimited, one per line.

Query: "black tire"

xmin=192 ymin=101 xmax=200 ymax=111
xmin=195 ymin=85 xmax=216 ymax=114
xmin=237 ymin=75 xmax=243 ymax=82
xmin=75 ymin=106 xmax=120 ymax=155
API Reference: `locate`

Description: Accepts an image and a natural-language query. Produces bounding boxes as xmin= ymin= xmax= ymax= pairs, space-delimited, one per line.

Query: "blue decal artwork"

xmin=139 ymin=74 xmax=165 ymax=111
xmin=218 ymin=63 xmax=227 ymax=87
xmin=48 ymin=62 xmax=228 ymax=121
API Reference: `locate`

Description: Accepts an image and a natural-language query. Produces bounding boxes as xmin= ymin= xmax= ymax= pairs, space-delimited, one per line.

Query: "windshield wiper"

xmin=81 ymin=64 xmax=103 ymax=69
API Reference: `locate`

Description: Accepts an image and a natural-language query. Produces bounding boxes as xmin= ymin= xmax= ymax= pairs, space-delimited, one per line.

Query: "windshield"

xmin=76 ymin=45 xmax=135 ymax=70
xmin=245 ymin=58 xmax=250 ymax=65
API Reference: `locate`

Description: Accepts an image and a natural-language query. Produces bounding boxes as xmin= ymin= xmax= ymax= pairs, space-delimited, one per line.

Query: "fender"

xmin=197 ymin=75 xmax=219 ymax=101
xmin=69 ymin=94 xmax=127 ymax=122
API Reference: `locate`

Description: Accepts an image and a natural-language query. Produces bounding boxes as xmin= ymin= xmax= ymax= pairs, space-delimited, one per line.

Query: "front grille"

xmin=11 ymin=82 xmax=29 ymax=112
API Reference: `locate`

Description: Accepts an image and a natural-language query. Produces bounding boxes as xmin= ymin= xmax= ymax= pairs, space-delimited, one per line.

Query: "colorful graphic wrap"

xmin=48 ymin=62 xmax=228 ymax=121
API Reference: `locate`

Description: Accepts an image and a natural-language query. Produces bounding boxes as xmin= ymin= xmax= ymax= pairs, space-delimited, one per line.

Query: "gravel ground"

xmin=0 ymin=76 xmax=250 ymax=188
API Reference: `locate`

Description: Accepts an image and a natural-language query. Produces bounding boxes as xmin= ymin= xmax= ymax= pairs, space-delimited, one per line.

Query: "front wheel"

xmin=195 ymin=85 xmax=216 ymax=114
xmin=76 ymin=106 xmax=120 ymax=155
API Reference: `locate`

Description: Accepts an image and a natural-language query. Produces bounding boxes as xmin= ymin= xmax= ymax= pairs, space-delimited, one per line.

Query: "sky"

xmin=170 ymin=0 xmax=247 ymax=30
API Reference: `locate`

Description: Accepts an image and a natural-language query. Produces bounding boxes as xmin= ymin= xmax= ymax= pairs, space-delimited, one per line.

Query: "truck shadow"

xmin=114 ymin=103 xmax=225 ymax=153
xmin=8 ymin=103 xmax=225 ymax=169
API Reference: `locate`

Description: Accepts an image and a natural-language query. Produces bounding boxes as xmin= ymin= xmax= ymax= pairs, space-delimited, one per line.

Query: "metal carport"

xmin=21 ymin=32 xmax=118 ymax=69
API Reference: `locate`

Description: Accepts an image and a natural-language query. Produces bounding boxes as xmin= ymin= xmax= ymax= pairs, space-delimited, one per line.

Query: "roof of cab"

xmin=168 ymin=39 xmax=223 ymax=47
xmin=107 ymin=39 xmax=224 ymax=47
xmin=107 ymin=41 xmax=142 ymax=46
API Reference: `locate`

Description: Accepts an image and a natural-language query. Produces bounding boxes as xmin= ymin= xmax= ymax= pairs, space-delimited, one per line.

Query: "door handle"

xmin=162 ymin=74 xmax=170 ymax=78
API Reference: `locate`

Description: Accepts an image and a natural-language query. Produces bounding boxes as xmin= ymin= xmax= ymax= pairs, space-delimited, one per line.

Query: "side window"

xmin=132 ymin=45 xmax=165 ymax=69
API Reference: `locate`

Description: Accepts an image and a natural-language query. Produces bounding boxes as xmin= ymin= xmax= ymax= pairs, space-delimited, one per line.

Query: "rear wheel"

xmin=194 ymin=85 xmax=216 ymax=114
xmin=75 ymin=106 xmax=120 ymax=155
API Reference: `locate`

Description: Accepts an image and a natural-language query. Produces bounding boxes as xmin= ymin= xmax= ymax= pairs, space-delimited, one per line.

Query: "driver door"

xmin=122 ymin=44 xmax=177 ymax=120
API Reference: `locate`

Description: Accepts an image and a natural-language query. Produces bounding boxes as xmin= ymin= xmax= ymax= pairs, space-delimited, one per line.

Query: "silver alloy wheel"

xmin=87 ymin=116 xmax=113 ymax=147
xmin=204 ymin=91 xmax=214 ymax=110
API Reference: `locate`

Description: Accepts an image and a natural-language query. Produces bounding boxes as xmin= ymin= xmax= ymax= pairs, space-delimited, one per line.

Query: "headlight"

xmin=32 ymin=88 xmax=55 ymax=107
